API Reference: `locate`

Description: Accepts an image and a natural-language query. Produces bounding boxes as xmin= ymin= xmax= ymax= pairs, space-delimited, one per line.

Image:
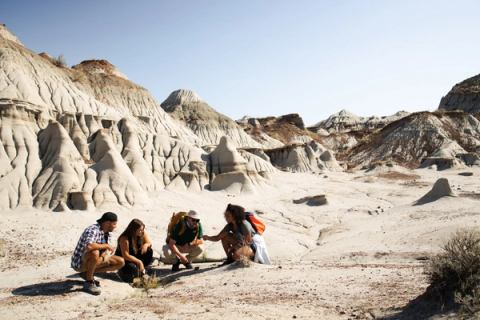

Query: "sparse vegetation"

xmin=426 ymin=229 xmax=480 ymax=316
xmin=52 ymin=54 xmax=67 ymax=68
xmin=132 ymin=273 xmax=160 ymax=293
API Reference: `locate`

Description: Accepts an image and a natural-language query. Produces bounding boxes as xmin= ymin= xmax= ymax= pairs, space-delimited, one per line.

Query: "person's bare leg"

xmin=85 ymin=250 xmax=100 ymax=281
xmin=221 ymin=235 xmax=235 ymax=258
xmin=94 ymin=256 xmax=125 ymax=273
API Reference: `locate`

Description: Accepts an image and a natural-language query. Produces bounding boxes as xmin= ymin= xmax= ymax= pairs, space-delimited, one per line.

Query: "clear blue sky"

xmin=2 ymin=0 xmax=479 ymax=125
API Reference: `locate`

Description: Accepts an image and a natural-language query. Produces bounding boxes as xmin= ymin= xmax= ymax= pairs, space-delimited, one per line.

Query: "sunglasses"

xmin=188 ymin=217 xmax=200 ymax=223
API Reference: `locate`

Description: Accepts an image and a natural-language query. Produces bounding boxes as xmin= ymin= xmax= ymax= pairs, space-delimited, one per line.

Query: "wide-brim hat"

xmin=187 ymin=210 xmax=201 ymax=221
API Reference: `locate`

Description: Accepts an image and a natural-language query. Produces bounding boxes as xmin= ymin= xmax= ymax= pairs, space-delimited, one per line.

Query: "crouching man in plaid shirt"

xmin=71 ymin=212 xmax=125 ymax=295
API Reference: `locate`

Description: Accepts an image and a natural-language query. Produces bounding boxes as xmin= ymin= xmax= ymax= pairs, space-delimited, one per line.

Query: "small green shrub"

xmin=426 ymin=229 xmax=480 ymax=316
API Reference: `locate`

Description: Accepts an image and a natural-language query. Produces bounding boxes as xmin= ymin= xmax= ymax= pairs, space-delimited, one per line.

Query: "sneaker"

xmin=171 ymin=260 xmax=181 ymax=272
xmin=184 ymin=262 xmax=193 ymax=269
xmin=79 ymin=273 xmax=100 ymax=287
xmin=83 ymin=281 xmax=101 ymax=295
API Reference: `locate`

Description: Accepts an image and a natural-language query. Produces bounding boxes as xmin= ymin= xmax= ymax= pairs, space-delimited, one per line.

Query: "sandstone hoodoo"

xmin=414 ymin=178 xmax=455 ymax=205
xmin=209 ymin=136 xmax=270 ymax=193
xmin=265 ymin=141 xmax=341 ymax=173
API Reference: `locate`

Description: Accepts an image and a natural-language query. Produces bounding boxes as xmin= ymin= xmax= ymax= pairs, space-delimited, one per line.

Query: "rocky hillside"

xmin=341 ymin=111 xmax=480 ymax=169
xmin=439 ymin=73 xmax=480 ymax=113
xmin=161 ymin=89 xmax=262 ymax=148
xmin=0 ymin=25 xmax=276 ymax=210
xmin=238 ymin=113 xmax=321 ymax=146
xmin=311 ymin=109 xmax=410 ymax=134
xmin=309 ymin=109 xmax=410 ymax=152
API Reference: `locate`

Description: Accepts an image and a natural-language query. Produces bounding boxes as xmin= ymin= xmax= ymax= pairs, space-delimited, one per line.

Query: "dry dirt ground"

xmin=1 ymin=168 xmax=479 ymax=319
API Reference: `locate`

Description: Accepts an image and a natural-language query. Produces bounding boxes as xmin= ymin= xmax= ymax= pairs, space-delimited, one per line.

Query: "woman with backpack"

xmin=204 ymin=204 xmax=257 ymax=265
xmin=115 ymin=219 xmax=154 ymax=282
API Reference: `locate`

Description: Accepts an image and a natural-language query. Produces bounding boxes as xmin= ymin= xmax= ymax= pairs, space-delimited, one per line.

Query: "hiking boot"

xmin=184 ymin=262 xmax=193 ymax=270
xmin=83 ymin=281 xmax=101 ymax=295
xmin=171 ymin=260 xmax=181 ymax=272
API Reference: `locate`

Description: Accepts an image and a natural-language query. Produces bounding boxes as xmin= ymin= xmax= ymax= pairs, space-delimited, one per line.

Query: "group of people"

xmin=71 ymin=204 xmax=270 ymax=295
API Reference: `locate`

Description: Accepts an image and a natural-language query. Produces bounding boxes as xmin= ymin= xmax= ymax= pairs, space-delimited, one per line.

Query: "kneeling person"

xmin=163 ymin=210 xmax=203 ymax=272
xmin=115 ymin=219 xmax=154 ymax=282
xmin=71 ymin=212 xmax=125 ymax=295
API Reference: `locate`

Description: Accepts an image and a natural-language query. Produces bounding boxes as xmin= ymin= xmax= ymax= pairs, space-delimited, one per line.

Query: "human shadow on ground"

xmin=12 ymin=279 xmax=84 ymax=296
xmin=150 ymin=264 xmax=220 ymax=285
xmin=66 ymin=271 xmax=124 ymax=283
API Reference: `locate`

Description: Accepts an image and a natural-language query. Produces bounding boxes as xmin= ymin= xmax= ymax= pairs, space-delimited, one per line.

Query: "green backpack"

xmin=165 ymin=212 xmax=199 ymax=243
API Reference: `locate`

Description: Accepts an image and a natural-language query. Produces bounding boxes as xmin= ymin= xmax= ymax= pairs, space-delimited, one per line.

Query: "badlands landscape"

xmin=0 ymin=23 xmax=480 ymax=319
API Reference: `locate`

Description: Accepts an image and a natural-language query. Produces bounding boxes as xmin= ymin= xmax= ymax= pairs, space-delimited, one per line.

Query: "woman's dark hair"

xmin=118 ymin=219 xmax=145 ymax=253
xmin=226 ymin=204 xmax=246 ymax=225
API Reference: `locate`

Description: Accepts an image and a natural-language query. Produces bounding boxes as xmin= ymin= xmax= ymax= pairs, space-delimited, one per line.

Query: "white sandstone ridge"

xmin=161 ymin=89 xmax=263 ymax=148
xmin=0 ymin=96 xmax=272 ymax=210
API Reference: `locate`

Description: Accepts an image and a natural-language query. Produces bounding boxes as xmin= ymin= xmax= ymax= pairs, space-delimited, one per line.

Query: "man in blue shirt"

xmin=71 ymin=212 xmax=125 ymax=295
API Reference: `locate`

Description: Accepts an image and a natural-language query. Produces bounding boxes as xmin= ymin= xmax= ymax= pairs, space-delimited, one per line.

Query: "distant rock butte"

xmin=161 ymin=89 xmax=204 ymax=108
xmin=161 ymin=89 xmax=263 ymax=148
xmin=73 ymin=59 xmax=129 ymax=80
xmin=237 ymin=113 xmax=319 ymax=147
xmin=342 ymin=111 xmax=480 ymax=169
xmin=439 ymin=73 xmax=480 ymax=113
xmin=311 ymin=109 xmax=410 ymax=134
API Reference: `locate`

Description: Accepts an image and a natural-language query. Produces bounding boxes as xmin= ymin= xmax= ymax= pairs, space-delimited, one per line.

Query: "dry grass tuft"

xmin=52 ymin=54 xmax=67 ymax=68
xmin=132 ymin=273 xmax=160 ymax=293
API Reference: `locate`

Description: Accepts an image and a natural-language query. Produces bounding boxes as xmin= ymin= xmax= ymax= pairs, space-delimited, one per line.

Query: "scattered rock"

xmin=293 ymin=195 xmax=327 ymax=206
xmin=414 ymin=178 xmax=455 ymax=205
xmin=0 ymin=239 xmax=6 ymax=257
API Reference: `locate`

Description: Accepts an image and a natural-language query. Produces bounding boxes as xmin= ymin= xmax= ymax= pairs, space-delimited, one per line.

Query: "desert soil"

xmin=1 ymin=168 xmax=479 ymax=319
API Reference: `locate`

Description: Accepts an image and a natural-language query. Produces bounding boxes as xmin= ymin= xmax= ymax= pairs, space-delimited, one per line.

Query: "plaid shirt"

xmin=71 ymin=223 xmax=111 ymax=270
